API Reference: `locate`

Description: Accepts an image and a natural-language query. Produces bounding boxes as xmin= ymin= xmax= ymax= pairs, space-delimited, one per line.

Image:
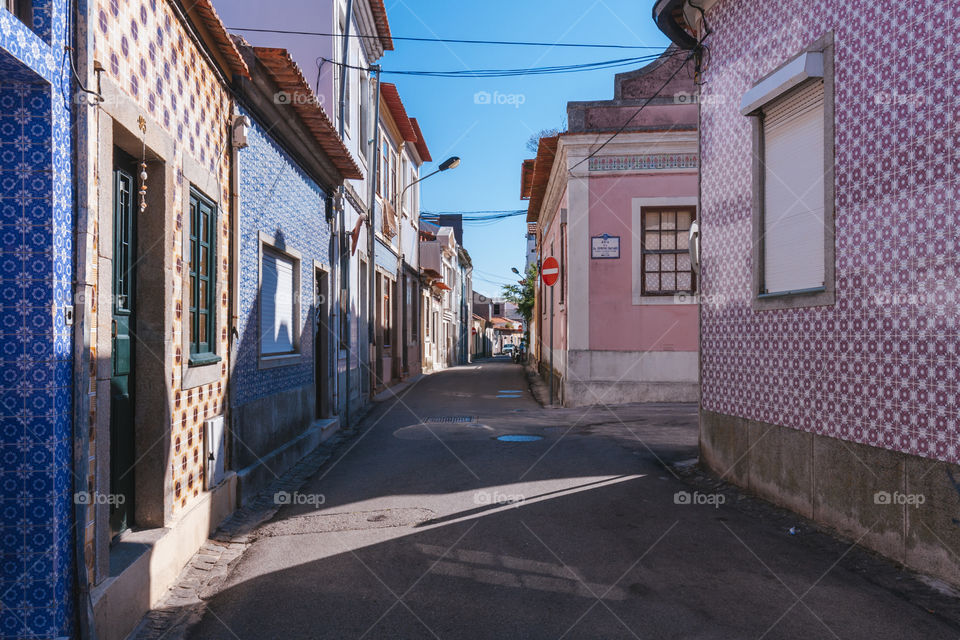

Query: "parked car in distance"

xmin=502 ymin=344 xmax=515 ymax=355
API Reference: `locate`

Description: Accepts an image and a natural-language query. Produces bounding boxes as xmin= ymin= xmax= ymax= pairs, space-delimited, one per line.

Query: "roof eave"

xmin=369 ymin=0 xmax=395 ymax=51
xmin=652 ymin=0 xmax=699 ymax=50
xmin=184 ymin=0 xmax=250 ymax=79
xmin=253 ymin=47 xmax=362 ymax=180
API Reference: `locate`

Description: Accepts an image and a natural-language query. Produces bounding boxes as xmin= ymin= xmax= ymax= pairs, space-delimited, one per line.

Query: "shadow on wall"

xmin=230 ymin=227 xmax=326 ymax=498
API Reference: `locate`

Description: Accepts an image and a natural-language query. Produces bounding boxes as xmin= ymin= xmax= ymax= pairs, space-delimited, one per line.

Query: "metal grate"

xmin=424 ymin=416 xmax=476 ymax=424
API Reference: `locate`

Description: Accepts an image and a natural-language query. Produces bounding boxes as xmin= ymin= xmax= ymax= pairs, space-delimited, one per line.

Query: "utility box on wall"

xmin=204 ymin=416 xmax=226 ymax=489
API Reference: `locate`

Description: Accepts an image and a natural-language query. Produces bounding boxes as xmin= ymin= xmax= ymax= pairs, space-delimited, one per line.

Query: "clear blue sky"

xmin=226 ymin=1 xmax=672 ymax=297
xmin=377 ymin=1 xmax=671 ymax=296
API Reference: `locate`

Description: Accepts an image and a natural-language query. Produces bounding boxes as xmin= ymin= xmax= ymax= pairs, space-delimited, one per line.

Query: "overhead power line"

xmin=568 ymin=50 xmax=697 ymax=173
xmin=420 ymin=209 xmax=526 ymax=221
xmin=421 ymin=209 xmax=525 ymax=216
xmin=230 ymin=27 xmax=664 ymax=50
xmin=315 ymin=51 xmax=681 ymax=79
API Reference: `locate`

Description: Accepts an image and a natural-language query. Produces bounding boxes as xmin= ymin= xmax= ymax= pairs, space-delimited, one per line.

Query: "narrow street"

xmin=178 ymin=359 xmax=960 ymax=640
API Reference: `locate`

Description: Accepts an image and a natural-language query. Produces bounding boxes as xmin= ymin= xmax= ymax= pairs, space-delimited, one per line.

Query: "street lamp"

xmin=511 ymin=267 xmax=521 ymax=275
xmin=399 ymin=156 xmax=460 ymax=210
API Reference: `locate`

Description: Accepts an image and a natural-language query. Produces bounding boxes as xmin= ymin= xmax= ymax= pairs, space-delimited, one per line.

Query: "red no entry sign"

xmin=541 ymin=256 xmax=560 ymax=287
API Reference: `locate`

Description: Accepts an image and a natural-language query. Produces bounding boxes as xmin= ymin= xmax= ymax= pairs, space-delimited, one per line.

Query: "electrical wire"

xmin=421 ymin=209 xmax=526 ymax=216
xmin=420 ymin=209 xmax=526 ymax=222
xmin=229 ymin=27 xmax=665 ymax=50
xmin=567 ymin=50 xmax=697 ymax=173
xmin=316 ymin=51 xmax=684 ymax=79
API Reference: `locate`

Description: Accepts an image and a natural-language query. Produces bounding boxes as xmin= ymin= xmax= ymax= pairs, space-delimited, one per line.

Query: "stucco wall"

xmin=538 ymin=193 xmax=568 ymax=367
xmin=587 ymin=173 xmax=699 ymax=353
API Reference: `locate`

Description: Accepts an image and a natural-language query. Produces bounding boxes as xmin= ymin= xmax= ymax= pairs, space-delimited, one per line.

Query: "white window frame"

xmin=745 ymin=33 xmax=836 ymax=311
xmin=258 ymin=232 xmax=303 ymax=368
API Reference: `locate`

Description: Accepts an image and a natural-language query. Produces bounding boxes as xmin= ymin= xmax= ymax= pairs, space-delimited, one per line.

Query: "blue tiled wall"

xmin=0 ymin=2 xmax=74 ymax=638
xmin=233 ymin=108 xmax=331 ymax=407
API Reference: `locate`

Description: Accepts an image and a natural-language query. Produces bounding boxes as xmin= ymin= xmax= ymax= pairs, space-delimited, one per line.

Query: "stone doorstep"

xmin=128 ymin=426 xmax=361 ymax=640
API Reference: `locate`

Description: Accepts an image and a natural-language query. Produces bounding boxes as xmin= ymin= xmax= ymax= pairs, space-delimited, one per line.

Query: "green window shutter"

xmin=188 ymin=187 xmax=218 ymax=362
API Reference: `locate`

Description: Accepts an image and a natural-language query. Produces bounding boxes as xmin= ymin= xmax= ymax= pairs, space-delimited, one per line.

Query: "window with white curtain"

xmin=260 ymin=248 xmax=298 ymax=355
xmin=761 ymin=79 xmax=826 ymax=295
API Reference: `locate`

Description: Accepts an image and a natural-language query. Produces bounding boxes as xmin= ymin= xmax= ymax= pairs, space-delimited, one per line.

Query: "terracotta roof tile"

xmin=526 ymin=136 xmax=559 ymax=223
xmin=409 ymin=118 xmax=432 ymax=162
xmin=380 ymin=83 xmax=418 ymax=142
xmin=520 ymin=159 xmax=536 ymax=199
xmin=253 ymin=47 xmax=362 ymax=180
xmin=189 ymin=0 xmax=249 ymax=79
xmin=369 ymin=0 xmax=394 ymax=51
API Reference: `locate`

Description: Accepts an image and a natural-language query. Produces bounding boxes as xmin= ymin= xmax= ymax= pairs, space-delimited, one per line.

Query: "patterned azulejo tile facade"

xmin=0 ymin=2 xmax=75 ymax=638
xmin=700 ymin=0 xmax=958 ymax=461
xmin=92 ymin=0 xmax=233 ymax=517
xmin=233 ymin=109 xmax=330 ymax=407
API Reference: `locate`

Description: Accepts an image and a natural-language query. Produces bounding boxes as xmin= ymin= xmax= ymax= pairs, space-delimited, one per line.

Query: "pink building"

xmin=523 ymin=51 xmax=700 ymax=406
xmin=654 ymin=0 xmax=960 ymax=584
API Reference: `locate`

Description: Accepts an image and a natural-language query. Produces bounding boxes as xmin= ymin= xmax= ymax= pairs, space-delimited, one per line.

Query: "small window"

xmin=401 ymin=157 xmax=410 ymax=215
xmin=359 ymin=72 xmax=369 ymax=162
xmin=382 ymin=275 xmax=392 ymax=348
xmin=378 ymin=138 xmax=388 ymax=197
xmin=390 ymin=150 xmax=398 ymax=204
xmin=260 ymin=248 xmax=298 ymax=355
xmin=339 ymin=284 xmax=349 ymax=351
xmin=188 ymin=188 xmax=217 ymax=361
xmin=411 ymin=282 xmax=418 ymax=341
xmin=5 ymin=0 xmax=32 ymax=26
xmin=640 ymin=207 xmax=696 ymax=295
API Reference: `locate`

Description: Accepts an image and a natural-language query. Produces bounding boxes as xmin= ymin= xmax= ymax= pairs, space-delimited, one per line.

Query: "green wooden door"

xmin=110 ymin=150 xmax=137 ymax=536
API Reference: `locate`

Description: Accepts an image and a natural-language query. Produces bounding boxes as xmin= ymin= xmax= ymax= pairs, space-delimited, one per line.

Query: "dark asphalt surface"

xmin=187 ymin=358 xmax=960 ymax=639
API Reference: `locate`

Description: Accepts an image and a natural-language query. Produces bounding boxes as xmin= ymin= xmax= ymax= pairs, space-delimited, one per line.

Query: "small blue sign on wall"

xmin=591 ymin=234 xmax=620 ymax=259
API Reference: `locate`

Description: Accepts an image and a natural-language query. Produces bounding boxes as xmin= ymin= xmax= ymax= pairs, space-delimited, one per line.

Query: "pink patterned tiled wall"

xmin=699 ymin=0 xmax=959 ymax=461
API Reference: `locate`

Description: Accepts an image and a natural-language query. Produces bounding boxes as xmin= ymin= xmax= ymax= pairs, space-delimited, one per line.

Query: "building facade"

xmin=214 ymin=0 xmax=394 ymax=418
xmin=370 ymin=81 xmax=428 ymax=390
xmin=0 ymin=1 xmax=75 ymax=637
xmin=419 ymin=222 xmax=472 ymax=371
xmin=2 ymin=0 xmax=445 ymax=637
xmin=229 ymin=42 xmax=360 ymax=503
xmin=654 ymin=0 xmax=960 ymax=585
xmin=523 ymin=50 xmax=700 ymax=407
xmin=72 ymin=2 xmax=250 ymax=637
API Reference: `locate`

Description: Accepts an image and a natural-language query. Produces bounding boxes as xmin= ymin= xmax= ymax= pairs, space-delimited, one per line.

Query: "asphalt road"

xmin=187 ymin=358 xmax=960 ymax=639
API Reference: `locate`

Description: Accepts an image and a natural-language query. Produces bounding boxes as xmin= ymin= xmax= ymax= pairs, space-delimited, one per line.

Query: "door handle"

xmin=112 ymin=319 xmax=117 ymax=338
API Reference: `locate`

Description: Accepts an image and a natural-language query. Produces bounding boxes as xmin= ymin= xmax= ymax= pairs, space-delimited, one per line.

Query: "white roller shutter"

xmin=261 ymin=250 xmax=296 ymax=355
xmin=762 ymin=80 xmax=825 ymax=294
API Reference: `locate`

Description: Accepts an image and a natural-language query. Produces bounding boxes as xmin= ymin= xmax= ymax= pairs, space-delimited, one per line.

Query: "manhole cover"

xmin=424 ymin=416 xmax=476 ymax=423
xmin=496 ymin=434 xmax=544 ymax=442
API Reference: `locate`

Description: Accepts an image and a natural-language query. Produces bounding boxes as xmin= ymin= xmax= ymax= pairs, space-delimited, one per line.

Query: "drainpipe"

xmin=367 ymin=66 xmax=382 ymax=396
xmin=228 ymin=111 xmax=247 ymax=483
xmin=337 ymin=0 xmax=354 ymax=424
xmin=395 ymin=142 xmax=405 ymax=377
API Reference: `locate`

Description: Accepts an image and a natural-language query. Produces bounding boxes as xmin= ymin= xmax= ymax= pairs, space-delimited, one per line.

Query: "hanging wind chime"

xmin=137 ymin=115 xmax=148 ymax=213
